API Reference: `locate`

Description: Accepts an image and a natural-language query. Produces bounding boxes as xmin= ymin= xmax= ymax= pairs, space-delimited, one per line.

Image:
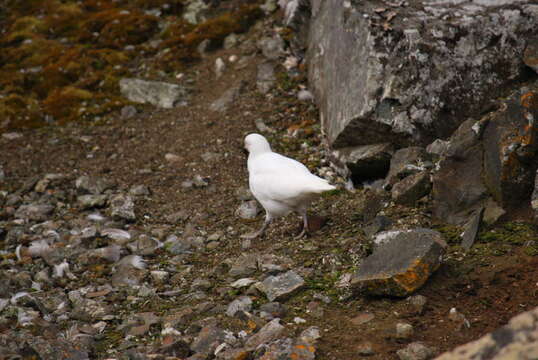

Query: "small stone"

xmin=350 ymin=312 xmax=375 ymax=326
xmin=460 ymin=208 xmax=483 ymax=250
xmin=231 ymin=278 xmax=257 ymax=289
xmin=229 ymin=253 xmax=258 ymax=278
xmin=256 ymin=271 xmax=305 ymax=302
xmin=15 ymin=204 xmax=54 ymax=221
xmin=396 ymin=322 xmax=414 ymax=340
xmin=482 ymin=197 xmax=506 ymax=225
xmin=119 ymin=78 xmax=187 ymax=109
xmin=215 ymin=57 xmax=226 ymax=78
xmin=190 ymin=325 xmax=225 ymax=355
xmin=363 ymin=216 xmax=393 ymax=239
xmin=426 ymin=139 xmax=450 ymax=156
xmin=255 ymin=118 xmax=276 ymax=133
xmin=129 ymin=185 xmax=150 ymax=196
xmin=257 ymin=62 xmax=275 ymax=94
xmin=75 ymin=175 xmax=114 ymax=195
xmin=2 ymin=132 xmax=22 ymax=140
xmin=101 ymin=228 xmax=131 ymax=244
xmin=223 ymin=33 xmax=239 ymax=49
xmin=235 ymin=200 xmax=260 ymax=219
xmin=391 ymin=171 xmax=431 ymax=206
xmin=299 ymin=326 xmax=321 ymax=344
xmin=396 ymin=342 xmax=436 ymax=360
xmin=357 ymin=342 xmax=375 ymax=356
xmin=78 ymin=194 xmax=107 ymax=209
xmin=120 ymin=105 xmax=137 ymax=119
xmin=257 ymin=36 xmax=285 ymax=60
xmin=150 ymin=270 xmax=170 ymax=284
xmin=244 ymin=318 xmax=285 ymax=351
xmin=407 ymin=295 xmax=427 ymax=315
xmin=110 ymin=194 xmax=136 ymax=221
xmin=226 ymin=296 xmax=252 ymax=317
xmin=165 ymin=153 xmax=182 ymax=163
xmin=192 ymin=175 xmax=209 ymax=187
xmin=210 ymin=83 xmax=243 ymax=112
xmin=298 ymin=89 xmax=314 ymax=102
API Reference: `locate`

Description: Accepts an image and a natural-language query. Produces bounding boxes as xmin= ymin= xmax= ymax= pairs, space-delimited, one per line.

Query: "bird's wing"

xmin=248 ymin=152 xmax=334 ymax=206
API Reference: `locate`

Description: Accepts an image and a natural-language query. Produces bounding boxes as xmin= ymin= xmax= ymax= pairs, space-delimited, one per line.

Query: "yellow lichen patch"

xmin=393 ymin=259 xmax=436 ymax=294
xmin=43 ymin=86 xmax=94 ymax=121
xmin=521 ymin=91 xmax=538 ymax=110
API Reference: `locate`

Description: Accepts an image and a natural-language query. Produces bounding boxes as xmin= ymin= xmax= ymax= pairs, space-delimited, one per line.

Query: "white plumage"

xmin=242 ymin=133 xmax=336 ymax=239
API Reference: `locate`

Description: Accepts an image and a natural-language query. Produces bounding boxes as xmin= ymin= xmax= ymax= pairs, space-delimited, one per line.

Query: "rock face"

xmin=351 ymin=229 xmax=445 ymax=297
xmin=435 ymin=306 xmax=538 ymax=360
xmin=119 ymin=78 xmax=187 ymax=109
xmin=306 ymin=0 xmax=538 ymax=150
xmin=433 ymin=86 xmax=538 ymax=224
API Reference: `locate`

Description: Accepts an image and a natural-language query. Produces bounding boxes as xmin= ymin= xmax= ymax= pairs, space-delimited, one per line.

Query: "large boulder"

xmin=433 ymin=86 xmax=538 ymax=224
xmin=350 ymin=228 xmax=445 ymax=297
xmin=306 ymin=0 xmax=538 ymax=151
xmin=435 ymin=306 xmax=538 ymax=360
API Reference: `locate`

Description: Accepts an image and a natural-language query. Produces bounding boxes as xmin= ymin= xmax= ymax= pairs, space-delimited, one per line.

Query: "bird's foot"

xmin=294 ymin=229 xmax=308 ymax=240
xmin=240 ymin=231 xmax=262 ymax=240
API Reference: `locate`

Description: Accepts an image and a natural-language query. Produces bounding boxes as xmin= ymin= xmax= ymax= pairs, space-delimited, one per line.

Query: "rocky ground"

xmin=1 ymin=1 xmax=538 ymax=360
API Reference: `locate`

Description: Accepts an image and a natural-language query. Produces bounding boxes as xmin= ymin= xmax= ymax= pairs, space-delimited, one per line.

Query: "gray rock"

xmin=391 ymin=171 xmax=431 ymax=206
xmin=129 ymin=185 xmax=150 ymax=196
xmin=259 ymin=302 xmax=288 ymax=319
xmin=119 ymin=78 xmax=187 ymax=109
xmin=396 ymin=322 xmax=414 ymax=340
xmin=119 ymin=312 xmax=160 ymax=337
xmin=333 ymin=143 xmax=394 ymax=181
xmin=357 ymin=342 xmax=376 ymax=356
xmin=482 ymin=198 xmax=506 ymax=225
xmin=256 ymin=270 xmax=305 ymax=301
xmin=210 ymin=82 xmax=244 ymax=112
xmin=120 ymin=105 xmax=137 ymax=119
xmin=164 ymin=235 xmax=193 ymax=255
xmin=109 ymin=194 xmax=136 ymax=222
xmin=257 ymin=62 xmax=275 ymax=94
xmin=229 ymin=253 xmax=258 ymax=278
xmin=524 ymin=40 xmax=538 ymax=73
xmin=77 ymin=194 xmax=108 ymax=209
xmin=215 ymin=57 xmax=226 ymax=78
xmin=407 ymin=295 xmax=428 ymax=315
xmin=306 ymin=0 xmax=538 ymax=152
xmin=183 ymin=0 xmax=209 ymax=24
xmin=363 ymin=216 xmax=393 ymax=239
xmin=426 ymin=139 xmax=450 ymax=157
xmin=385 ymin=147 xmax=430 ymax=187
xmin=223 ymin=33 xmax=239 ymax=49
xmin=101 ymin=228 xmax=131 ymax=243
xmin=25 ymin=336 xmax=89 ymax=360
xmin=75 ymin=176 xmax=114 ymax=195
xmin=460 ymin=208 xmax=484 ymax=250
xmin=258 ymin=36 xmax=285 ymax=60
xmin=351 ymin=229 xmax=445 ymax=297
xmin=190 ymin=324 xmax=225 ymax=355
xmin=15 ymin=204 xmax=54 ymax=221
xmin=435 ymin=305 xmax=538 ymax=360
xmin=398 ymin=342 xmax=436 ymax=360
xmin=244 ymin=318 xmax=285 ymax=351
xmin=235 ymin=200 xmax=260 ymax=220
xmin=226 ymin=296 xmax=252 ymax=317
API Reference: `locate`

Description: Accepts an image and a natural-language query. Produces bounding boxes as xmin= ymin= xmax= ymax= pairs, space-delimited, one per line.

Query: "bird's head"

xmin=244 ymin=133 xmax=272 ymax=155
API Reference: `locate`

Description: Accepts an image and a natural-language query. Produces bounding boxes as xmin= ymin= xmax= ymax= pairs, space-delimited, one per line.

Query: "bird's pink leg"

xmin=241 ymin=214 xmax=272 ymax=239
xmin=295 ymin=211 xmax=309 ymax=239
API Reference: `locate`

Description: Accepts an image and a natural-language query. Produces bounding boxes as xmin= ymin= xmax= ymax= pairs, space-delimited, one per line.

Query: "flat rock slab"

xmin=119 ymin=78 xmax=187 ymax=109
xmin=257 ymin=270 xmax=305 ymax=301
xmin=351 ymin=228 xmax=445 ymax=297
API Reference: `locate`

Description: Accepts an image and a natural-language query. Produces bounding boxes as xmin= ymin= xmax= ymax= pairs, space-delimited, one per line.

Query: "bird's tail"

xmin=309 ymin=179 xmax=336 ymax=193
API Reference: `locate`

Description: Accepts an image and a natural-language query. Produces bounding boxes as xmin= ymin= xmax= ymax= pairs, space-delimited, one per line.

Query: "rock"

xmin=229 ymin=253 xmax=258 ymax=278
xmin=235 ymin=200 xmax=260 ymax=220
xmin=165 ymin=153 xmax=183 ymax=163
xmin=244 ymin=318 xmax=285 ymax=351
xmin=129 ymin=185 xmax=150 ymax=197
xmin=231 ymin=278 xmax=257 ymax=289
xmin=255 ymin=118 xmax=275 ymax=133
xmin=150 ymin=270 xmax=169 ymax=284
xmin=363 ymin=216 xmax=393 ymax=239
xmin=119 ymin=78 xmax=187 ymax=109
xmin=24 ymin=336 xmax=89 ymax=360
xmin=223 ymin=33 xmax=239 ymax=49
xmin=385 ymin=147 xmax=431 ymax=187
xmin=257 ymin=62 xmax=275 ymax=94
xmin=434 ymin=86 xmax=538 ymax=224
xmin=183 ymin=0 xmax=209 ymax=24
xmin=75 ymin=176 xmax=114 ymax=195
xmin=391 ymin=171 xmax=431 ymax=206
xmin=210 ymin=82 xmax=244 ymax=112
xmin=357 ymin=342 xmax=375 ymax=356
xmin=34 ymin=173 xmax=66 ymax=192
xmin=256 ymin=270 xmax=305 ymax=301
xmin=120 ymin=105 xmax=137 ymax=119
xmin=432 ymin=119 xmax=488 ymax=224
xmin=121 ymin=312 xmax=160 ymax=337
xmin=2 ymin=132 xmax=22 ymax=140
xmin=524 ymin=40 xmax=538 ymax=73
xmin=355 ymin=189 xmax=386 ymax=223
xmin=397 ymin=342 xmax=436 ymax=360
xmin=426 ymin=139 xmax=450 ymax=157
xmin=215 ymin=57 xmax=226 ymax=78
xmin=226 ymin=296 xmax=252 ymax=317
xmin=164 ymin=235 xmax=193 ymax=255
xmin=299 ymin=326 xmax=321 ymax=344
xmin=460 ymin=208 xmax=484 ymax=250
xmin=259 ymin=302 xmax=288 ymax=319
xmin=166 ymin=210 xmax=190 ymax=223
xmin=15 ymin=204 xmax=54 ymax=221
xmin=407 ymin=295 xmax=427 ymax=315
xmin=298 ymin=89 xmax=314 ymax=102
xmin=435 ymin=306 xmax=538 ymax=360
xmin=350 ymin=312 xmax=375 ymax=326
xmin=481 ymin=198 xmax=505 ymax=226
xmin=306 ymin=0 xmax=538 ymax=150
xmin=396 ymin=323 xmax=414 ymax=340
xmin=448 ymin=307 xmax=470 ymax=330
xmin=333 ymin=143 xmax=394 ymax=182
xmin=77 ymin=195 xmax=108 ymax=209
xmin=351 ymin=228 xmax=445 ymax=297
xmin=101 ymin=228 xmax=131 ymax=243
xmin=190 ymin=324 xmax=224 ymax=356
xmin=258 ymin=36 xmax=285 ymax=60
xmin=109 ymin=194 xmax=136 ymax=222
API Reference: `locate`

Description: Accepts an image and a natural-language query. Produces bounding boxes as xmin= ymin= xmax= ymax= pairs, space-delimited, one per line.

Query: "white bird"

xmin=242 ymin=133 xmax=336 ymax=239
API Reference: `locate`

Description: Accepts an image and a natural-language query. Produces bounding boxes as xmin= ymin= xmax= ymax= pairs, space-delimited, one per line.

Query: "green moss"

xmin=433 ymin=224 xmax=462 ymax=245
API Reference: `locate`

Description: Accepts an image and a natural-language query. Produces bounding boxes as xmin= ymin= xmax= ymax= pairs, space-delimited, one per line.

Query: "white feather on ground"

xmin=242 ymin=133 xmax=336 ymax=239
